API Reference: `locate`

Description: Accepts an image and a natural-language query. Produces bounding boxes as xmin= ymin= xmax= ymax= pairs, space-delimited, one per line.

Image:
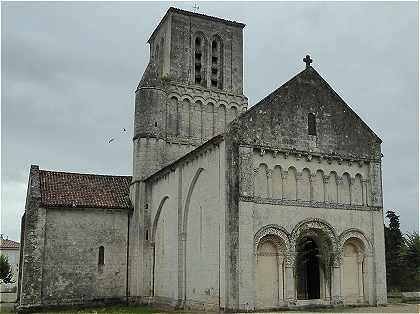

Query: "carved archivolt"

xmin=254 ymin=224 xmax=290 ymax=252
xmin=338 ymin=228 xmax=373 ymax=256
xmin=290 ymin=218 xmax=338 ymax=251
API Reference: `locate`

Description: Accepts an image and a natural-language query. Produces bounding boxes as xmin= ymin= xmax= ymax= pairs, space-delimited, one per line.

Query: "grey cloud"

xmin=2 ymin=2 xmax=418 ymax=241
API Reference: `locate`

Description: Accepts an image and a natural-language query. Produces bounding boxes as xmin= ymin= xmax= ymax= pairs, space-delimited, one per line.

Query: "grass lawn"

xmin=0 ymin=306 xmax=161 ymax=314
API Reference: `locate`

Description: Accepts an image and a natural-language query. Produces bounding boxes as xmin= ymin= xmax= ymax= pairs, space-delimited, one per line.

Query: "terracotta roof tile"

xmin=39 ymin=170 xmax=132 ymax=209
xmin=0 ymin=238 xmax=20 ymax=249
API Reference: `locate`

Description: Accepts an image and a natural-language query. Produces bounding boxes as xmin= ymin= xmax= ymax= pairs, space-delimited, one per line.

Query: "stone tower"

xmin=133 ymin=7 xmax=248 ymax=180
xmin=129 ymin=7 xmax=248 ymax=298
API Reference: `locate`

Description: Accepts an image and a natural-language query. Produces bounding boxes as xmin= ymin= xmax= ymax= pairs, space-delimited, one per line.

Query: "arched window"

xmin=308 ymin=113 xmax=316 ymax=136
xmin=211 ymin=36 xmax=223 ymax=89
xmin=194 ymin=35 xmax=207 ymax=87
xmin=98 ymin=246 xmax=104 ymax=266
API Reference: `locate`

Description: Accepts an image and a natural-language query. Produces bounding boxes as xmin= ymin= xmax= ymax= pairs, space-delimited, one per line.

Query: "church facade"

xmin=18 ymin=7 xmax=387 ymax=312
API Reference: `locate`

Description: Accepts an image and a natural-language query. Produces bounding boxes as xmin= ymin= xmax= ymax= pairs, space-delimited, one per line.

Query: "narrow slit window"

xmin=211 ymin=37 xmax=223 ymax=89
xmin=194 ymin=36 xmax=205 ymax=86
xmin=98 ymin=246 xmax=104 ymax=266
xmin=308 ymin=113 xmax=316 ymax=136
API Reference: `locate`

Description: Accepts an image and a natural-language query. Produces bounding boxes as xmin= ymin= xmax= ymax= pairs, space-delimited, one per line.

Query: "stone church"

xmin=18 ymin=7 xmax=387 ymax=312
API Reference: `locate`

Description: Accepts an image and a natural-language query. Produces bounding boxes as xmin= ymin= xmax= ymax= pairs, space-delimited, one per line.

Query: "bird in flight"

xmin=108 ymin=128 xmax=127 ymax=144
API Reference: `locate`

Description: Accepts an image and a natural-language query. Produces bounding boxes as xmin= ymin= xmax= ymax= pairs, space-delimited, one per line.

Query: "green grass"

xmin=0 ymin=306 xmax=161 ymax=314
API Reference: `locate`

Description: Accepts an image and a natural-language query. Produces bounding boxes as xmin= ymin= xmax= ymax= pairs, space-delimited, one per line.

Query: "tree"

xmin=384 ymin=210 xmax=404 ymax=291
xmin=0 ymin=254 xmax=14 ymax=284
xmin=400 ymin=232 xmax=420 ymax=291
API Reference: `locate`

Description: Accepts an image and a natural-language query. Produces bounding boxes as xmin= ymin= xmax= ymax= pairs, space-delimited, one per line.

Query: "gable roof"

xmin=0 ymin=238 xmax=19 ymax=249
xmin=37 ymin=169 xmax=132 ymax=210
xmin=253 ymin=66 xmax=381 ymax=143
xmin=230 ymin=65 xmax=382 ymax=160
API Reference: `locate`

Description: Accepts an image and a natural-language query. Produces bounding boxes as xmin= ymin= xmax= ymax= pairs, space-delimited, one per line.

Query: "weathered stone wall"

xmin=231 ymin=67 xmax=382 ymax=161
xmin=234 ymin=145 xmax=386 ymax=310
xmin=133 ymin=137 xmax=226 ymax=309
xmin=133 ymin=8 xmax=247 ymax=181
xmin=40 ymin=208 xmax=129 ymax=306
xmin=168 ymin=10 xmax=244 ymax=94
xmin=18 ymin=166 xmax=45 ymax=309
xmin=238 ymin=202 xmax=385 ymax=309
xmin=133 ymin=83 xmax=247 ymax=180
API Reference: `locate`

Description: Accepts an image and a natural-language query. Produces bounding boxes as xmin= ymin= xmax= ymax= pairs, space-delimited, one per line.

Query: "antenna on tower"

xmin=192 ymin=2 xmax=200 ymax=13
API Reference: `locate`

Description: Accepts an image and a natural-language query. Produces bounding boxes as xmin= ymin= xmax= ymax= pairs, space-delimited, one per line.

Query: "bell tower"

xmin=132 ymin=7 xmax=248 ymax=181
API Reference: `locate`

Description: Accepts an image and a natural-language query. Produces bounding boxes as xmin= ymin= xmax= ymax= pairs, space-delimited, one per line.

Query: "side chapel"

xmin=18 ymin=7 xmax=387 ymax=312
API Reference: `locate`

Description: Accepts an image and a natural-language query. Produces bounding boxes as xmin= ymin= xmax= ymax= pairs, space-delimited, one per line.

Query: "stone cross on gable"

xmin=303 ymin=55 xmax=313 ymax=68
xmin=192 ymin=3 xmax=200 ymax=13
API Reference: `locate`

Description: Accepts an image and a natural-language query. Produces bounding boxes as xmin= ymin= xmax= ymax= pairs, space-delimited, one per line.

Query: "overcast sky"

xmin=2 ymin=2 xmax=418 ymax=241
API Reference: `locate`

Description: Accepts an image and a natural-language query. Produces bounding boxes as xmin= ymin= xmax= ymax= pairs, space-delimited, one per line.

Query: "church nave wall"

xmin=41 ymin=208 xmax=129 ymax=305
xmin=144 ymin=137 xmax=226 ymax=309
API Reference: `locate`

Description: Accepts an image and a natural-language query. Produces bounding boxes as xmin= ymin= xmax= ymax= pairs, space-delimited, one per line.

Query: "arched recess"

xmin=255 ymin=164 xmax=268 ymax=198
xmin=167 ymin=96 xmax=179 ymax=136
xmin=272 ymin=166 xmax=283 ymax=199
xmin=203 ymin=102 xmax=215 ymax=139
xmin=191 ymin=100 xmax=202 ymax=139
xmin=327 ymin=172 xmax=338 ymax=204
xmin=150 ymin=196 xmax=170 ymax=296
xmin=285 ymin=167 xmax=297 ymax=200
xmin=180 ymin=98 xmax=191 ymax=137
xmin=300 ymin=168 xmax=311 ymax=202
xmin=312 ymin=170 xmax=324 ymax=203
xmin=216 ymin=104 xmax=227 ymax=133
xmin=338 ymin=229 xmax=372 ymax=255
xmin=182 ymin=167 xmax=205 ymax=303
xmin=255 ymin=233 xmax=287 ymax=308
xmin=228 ymin=106 xmax=238 ymax=123
xmin=151 ymin=196 xmax=170 ymax=243
xmin=254 ymin=224 xmax=290 ymax=252
xmin=351 ymin=174 xmax=363 ymax=205
xmin=341 ymin=235 xmax=367 ymax=304
xmin=340 ymin=173 xmax=351 ymax=204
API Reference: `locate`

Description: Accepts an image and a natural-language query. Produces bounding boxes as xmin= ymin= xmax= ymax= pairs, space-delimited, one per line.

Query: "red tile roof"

xmin=0 ymin=238 xmax=20 ymax=249
xmin=39 ymin=170 xmax=132 ymax=209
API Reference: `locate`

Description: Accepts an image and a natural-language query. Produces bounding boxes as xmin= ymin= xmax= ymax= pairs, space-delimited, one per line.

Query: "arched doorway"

xmin=296 ymin=237 xmax=320 ymax=299
xmin=295 ymin=231 xmax=333 ymax=301
xmin=256 ymin=235 xmax=285 ymax=308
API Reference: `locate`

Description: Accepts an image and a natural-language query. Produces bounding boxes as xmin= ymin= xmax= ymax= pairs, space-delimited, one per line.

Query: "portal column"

xmin=296 ymin=172 xmax=303 ymax=201
xmin=285 ymin=251 xmax=297 ymax=305
xmin=331 ymin=251 xmax=343 ymax=305
xmin=267 ymin=169 xmax=273 ymax=198
xmin=357 ymin=254 xmax=365 ymax=302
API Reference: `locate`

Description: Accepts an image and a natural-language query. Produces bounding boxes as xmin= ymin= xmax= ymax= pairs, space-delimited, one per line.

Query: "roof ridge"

xmin=168 ymin=7 xmax=245 ymax=27
xmin=39 ymin=169 xmax=132 ymax=178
